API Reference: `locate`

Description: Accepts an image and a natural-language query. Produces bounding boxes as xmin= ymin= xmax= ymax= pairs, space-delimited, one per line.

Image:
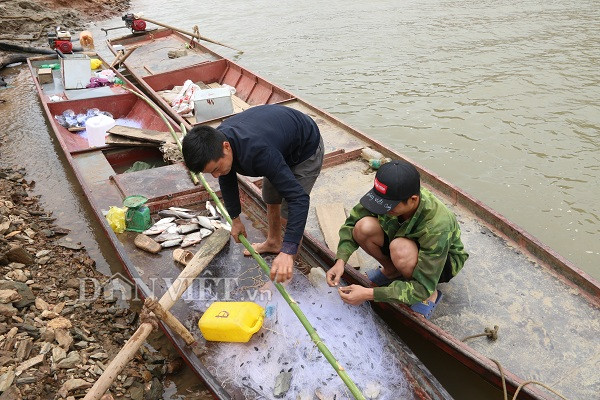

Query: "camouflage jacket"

xmin=336 ymin=188 xmax=468 ymax=304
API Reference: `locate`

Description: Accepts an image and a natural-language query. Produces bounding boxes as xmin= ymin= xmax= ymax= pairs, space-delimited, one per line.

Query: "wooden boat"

xmin=27 ymin=53 xmax=451 ymax=399
xmin=104 ymin=29 xmax=600 ymax=400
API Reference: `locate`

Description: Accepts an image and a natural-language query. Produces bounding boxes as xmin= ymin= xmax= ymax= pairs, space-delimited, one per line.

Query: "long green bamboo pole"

xmin=122 ymin=88 xmax=365 ymax=399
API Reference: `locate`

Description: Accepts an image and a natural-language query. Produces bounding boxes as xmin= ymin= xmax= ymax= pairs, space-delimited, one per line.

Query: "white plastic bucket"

xmin=85 ymin=114 xmax=115 ymax=147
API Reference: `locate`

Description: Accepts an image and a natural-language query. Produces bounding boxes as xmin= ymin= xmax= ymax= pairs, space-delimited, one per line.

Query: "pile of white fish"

xmin=142 ymin=201 xmax=231 ymax=248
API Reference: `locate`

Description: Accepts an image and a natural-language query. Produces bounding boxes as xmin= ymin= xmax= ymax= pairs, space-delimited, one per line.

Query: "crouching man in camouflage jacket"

xmin=326 ymin=160 xmax=468 ymax=319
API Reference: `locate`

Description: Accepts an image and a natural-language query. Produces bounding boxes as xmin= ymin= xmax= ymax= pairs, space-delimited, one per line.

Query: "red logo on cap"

xmin=374 ymin=178 xmax=387 ymax=194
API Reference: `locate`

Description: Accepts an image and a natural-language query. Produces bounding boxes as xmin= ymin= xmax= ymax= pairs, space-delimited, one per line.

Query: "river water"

xmin=0 ymin=0 xmax=598 ymax=398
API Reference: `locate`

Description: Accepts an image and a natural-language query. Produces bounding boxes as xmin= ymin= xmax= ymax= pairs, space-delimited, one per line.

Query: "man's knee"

xmin=352 ymin=217 xmax=383 ymax=245
xmin=389 ymin=238 xmax=418 ymax=276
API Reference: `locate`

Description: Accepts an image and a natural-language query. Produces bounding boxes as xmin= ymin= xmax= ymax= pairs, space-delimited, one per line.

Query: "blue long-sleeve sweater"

xmin=217 ymin=105 xmax=321 ymax=255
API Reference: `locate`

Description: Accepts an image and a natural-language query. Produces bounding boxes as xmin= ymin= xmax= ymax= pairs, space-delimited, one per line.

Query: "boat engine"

xmin=122 ymin=13 xmax=147 ymax=33
xmin=48 ymin=29 xmax=73 ymax=53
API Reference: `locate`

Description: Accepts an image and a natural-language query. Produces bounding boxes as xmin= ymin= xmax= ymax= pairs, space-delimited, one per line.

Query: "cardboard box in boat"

xmin=193 ymin=87 xmax=234 ymax=121
xmin=61 ymin=55 xmax=92 ymax=90
xmin=37 ymin=68 xmax=53 ymax=85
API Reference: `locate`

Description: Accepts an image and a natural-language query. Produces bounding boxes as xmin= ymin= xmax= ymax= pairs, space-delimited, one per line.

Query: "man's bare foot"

xmin=243 ymin=241 xmax=281 ymax=256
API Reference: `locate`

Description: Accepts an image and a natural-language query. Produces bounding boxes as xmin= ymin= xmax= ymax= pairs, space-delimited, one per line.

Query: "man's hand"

xmin=326 ymin=259 xmax=345 ymax=286
xmin=270 ymin=252 xmax=294 ymax=282
xmin=338 ymin=285 xmax=374 ymax=306
xmin=230 ymin=217 xmax=247 ymax=243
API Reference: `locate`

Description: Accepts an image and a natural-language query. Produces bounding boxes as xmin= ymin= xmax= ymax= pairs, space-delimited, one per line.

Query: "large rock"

xmin=52 ymin=346 xmax=67 ymax=364
xmin=6 ymin=246 xmax=33 ymax=265
xmin=5 ymin=269 xmax=27 ymax=283
xmin=55 ymin=238 xmax=84 ymax=250
xmin=146 ymin=377 xmax=163 ymax=400
xmin=56 ymin=351 xmax=81 ymax=369
xmin=128 ymin=382 xmax=144 ymax=400
xmin=47 ymin=317 xmax=72 ymax=330
xmin=0 ymin=289 xmax=21 ymax=304
xmin=54 ymin=328 xmax=73 ymax=350
xmin=0 ymin=303 xmax=17 ymax=317
xmin=0 ymin=281 xmax=34 ymax=308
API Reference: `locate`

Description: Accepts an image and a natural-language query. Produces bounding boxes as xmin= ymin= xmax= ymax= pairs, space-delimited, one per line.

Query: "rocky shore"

xmin=0 ymin=168 xmax=189 ymax=399
xmin=0 ymin=1 xmax=195 ymax=398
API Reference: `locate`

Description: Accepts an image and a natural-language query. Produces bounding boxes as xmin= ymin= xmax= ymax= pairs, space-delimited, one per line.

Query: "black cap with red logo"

xmin=360 ymin=160 xmax=421 ymax=214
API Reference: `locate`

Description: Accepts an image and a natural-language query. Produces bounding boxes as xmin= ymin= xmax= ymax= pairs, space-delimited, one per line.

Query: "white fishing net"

xmin=185 ymin=262 xmax=411 ymax=400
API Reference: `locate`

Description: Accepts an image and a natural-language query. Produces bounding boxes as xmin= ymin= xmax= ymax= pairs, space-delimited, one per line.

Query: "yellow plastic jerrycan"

xmin=199 ymin=302 xmax=265 ymax=343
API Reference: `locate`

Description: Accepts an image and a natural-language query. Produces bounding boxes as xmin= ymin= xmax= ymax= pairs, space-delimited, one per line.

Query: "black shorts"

xmin=382 ymin=234 xmax=454 ymax=283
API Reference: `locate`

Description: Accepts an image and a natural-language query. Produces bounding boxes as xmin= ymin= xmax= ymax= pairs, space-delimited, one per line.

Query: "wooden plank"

xmin=315 ymin=202 xmax=364 ymax=269
xmin=108 ymin=125 xmax=178 ymax=144
xmin=105 ymin=134 xmax=160 ymax=147
xmin=72 ymin=152 xmax=115 ymax=184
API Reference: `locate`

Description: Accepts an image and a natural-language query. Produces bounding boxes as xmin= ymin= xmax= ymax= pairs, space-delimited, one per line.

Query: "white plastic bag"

xmin=171 ymin=79 xmax=201 ymax=117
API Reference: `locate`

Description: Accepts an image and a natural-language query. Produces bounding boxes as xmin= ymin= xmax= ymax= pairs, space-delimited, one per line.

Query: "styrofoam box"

xmin=193 ymin=87 xmax=234 ymax=121
xmin=62 ymin=55 xmax=92 ymax=89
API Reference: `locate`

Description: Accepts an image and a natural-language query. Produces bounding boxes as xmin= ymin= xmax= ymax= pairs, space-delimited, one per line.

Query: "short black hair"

xmin=182 ymin=125 xmax=228 ymax=173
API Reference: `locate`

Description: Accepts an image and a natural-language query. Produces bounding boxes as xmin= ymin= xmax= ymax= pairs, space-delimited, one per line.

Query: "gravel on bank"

xmin=0 ymin=2 xmax=187 ymax=398
xmin=0 ymin=167 xmax=190 ymax=400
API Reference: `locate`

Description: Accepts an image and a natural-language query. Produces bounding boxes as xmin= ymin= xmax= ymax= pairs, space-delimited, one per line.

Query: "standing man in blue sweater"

xmin=182 ymin=105 xmax=324 ymax=282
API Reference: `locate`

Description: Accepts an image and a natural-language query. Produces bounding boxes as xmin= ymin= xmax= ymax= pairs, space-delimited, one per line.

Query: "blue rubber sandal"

xmin=410 ymin=290 xmax=443 ymax=320
xmin=366 ymin=268 xmax=395 ymax=286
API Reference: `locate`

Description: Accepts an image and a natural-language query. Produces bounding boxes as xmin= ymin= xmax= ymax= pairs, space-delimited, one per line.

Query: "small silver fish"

xmin=161 ymin=238 xmax=183 ymax=248
xmin=154 ymin=217 xmax=175 ymax=225
xmin=143 ymin=222 xmax=176 ymax=235
xmin=169 ymin=206 xmax=194 ymax=213
xmin=154 ymin=232 xmax=184 ymax=243
xmin=177 ymin=223 xmax=200 ymax=234
xmin=196 ymin=215 xmax=214 ymax=230
xmin=158 ymin=209 xmax=195 ymax=219
xmin=211 ymin=220 xmax=231 ymax=232
xmin=181 ymin=231 xmax=202 ymax=248
xmin=165 ymin=224 xmax=179 ymax=234
xmin=205 ymin=201 xmax=217 ymax=218
xmin=199 ymin=228 xmax=213 ymax=238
